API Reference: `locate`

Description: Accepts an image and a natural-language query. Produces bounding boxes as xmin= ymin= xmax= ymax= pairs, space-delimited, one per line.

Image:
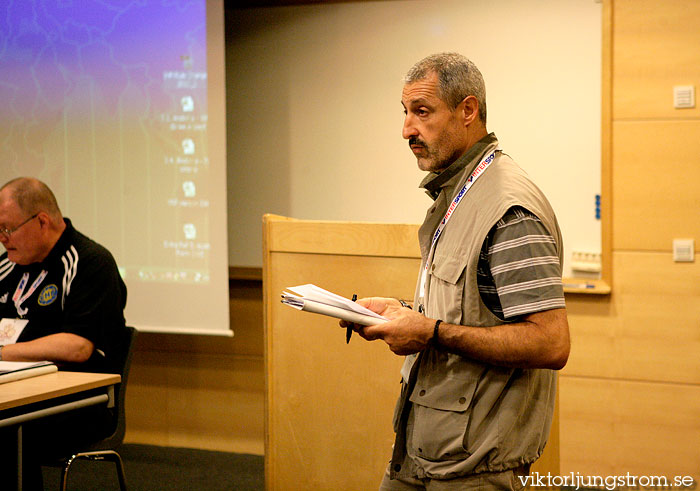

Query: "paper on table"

xmin=281 ymin=284 xmax=388 ymax=326
xmin=0 ymin=360 xmax=58 ymax=384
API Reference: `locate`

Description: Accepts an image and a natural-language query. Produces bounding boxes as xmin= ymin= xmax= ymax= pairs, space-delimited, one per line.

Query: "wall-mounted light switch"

xmin=673 ymin=239 xmax=695 ymax=262
xmin=673 ymin=85 xmax=695 ymax=108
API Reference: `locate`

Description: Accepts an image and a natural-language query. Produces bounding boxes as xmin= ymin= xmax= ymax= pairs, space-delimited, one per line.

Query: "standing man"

xmin=343 ymin=53 xmax=570 ymax=490
xmin=0 ymin=176 xmax=128 ymax=489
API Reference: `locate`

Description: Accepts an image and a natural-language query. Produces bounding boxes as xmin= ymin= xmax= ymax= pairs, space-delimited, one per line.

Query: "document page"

xmin=0 ymin=360 xmax=58 ymax=384
xmin=282 ymin=284 xmax=387 ymax=326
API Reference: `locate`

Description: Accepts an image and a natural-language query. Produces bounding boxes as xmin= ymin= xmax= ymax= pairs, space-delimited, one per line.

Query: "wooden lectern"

xmin=262 ymin=214 xmax=559 ymax=490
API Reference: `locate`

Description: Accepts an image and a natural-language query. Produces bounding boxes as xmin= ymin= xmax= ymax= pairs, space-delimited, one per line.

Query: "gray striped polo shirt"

xmin=477 ymin=205 xmax=565 ymax=320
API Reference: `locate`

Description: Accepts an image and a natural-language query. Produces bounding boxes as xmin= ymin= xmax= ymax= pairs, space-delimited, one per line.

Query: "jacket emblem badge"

xmin=38 ymin=284 xmax=59 ymax=306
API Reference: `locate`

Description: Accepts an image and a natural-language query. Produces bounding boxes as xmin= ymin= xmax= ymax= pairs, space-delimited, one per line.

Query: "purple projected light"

xmin=0 ymin=1 xmax=211 ymax=283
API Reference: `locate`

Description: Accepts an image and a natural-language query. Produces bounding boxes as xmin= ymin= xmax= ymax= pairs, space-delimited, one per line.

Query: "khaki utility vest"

xmin=391 ymin=140 xmax=563 ymax=479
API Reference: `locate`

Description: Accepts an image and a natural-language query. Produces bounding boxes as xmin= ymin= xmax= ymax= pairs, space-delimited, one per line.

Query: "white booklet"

xmin=0 ymin=360 xmax=58 ymax=384
xmin=281 ymin=284 xmax=388 ymax=326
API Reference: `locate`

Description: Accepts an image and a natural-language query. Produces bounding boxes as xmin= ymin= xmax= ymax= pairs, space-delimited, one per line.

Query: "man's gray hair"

xmin=404 ymin=52 xmax=487 ymax=124
xmin=1 ymin=177 xmax=62 ymax=220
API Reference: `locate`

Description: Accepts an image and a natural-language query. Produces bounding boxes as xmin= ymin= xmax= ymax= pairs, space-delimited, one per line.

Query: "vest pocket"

xmin=428 ymin=254 xmax=468 ymax=325
xmin=408 ymin=376 xmax=479 ymax=462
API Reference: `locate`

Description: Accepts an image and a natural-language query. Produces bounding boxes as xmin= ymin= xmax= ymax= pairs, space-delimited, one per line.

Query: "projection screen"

xmin=0 ymin=0 xmax=231 ymax=335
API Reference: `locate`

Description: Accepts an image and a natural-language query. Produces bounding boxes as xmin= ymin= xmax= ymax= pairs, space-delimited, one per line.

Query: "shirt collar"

xmin=420 ymin=133 xmax=498 ymax=201
xmin=43 ymin=218 xmax=74 ymax=264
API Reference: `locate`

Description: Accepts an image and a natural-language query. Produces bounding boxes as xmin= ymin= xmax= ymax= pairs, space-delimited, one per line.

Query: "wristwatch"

xmin=398 ymin=299 xmax=412 ymax=309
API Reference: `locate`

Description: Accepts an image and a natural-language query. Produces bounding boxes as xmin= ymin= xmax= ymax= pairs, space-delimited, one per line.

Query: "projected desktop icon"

xmin=182 ymin=181 xmax=196 ymax=198
xmin=182 ymin=138 xmax=195 ymax=155
xmin=183 ymin=223 xmax=197 ymax=240
xmin=181 ymin=96 xmax=194 ymax=112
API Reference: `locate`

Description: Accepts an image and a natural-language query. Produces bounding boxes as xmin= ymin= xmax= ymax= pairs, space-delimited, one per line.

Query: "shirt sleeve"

xmin=60 ymin=245 xmax=127 ymax=347
xmin=477 ymin=206 xmax=565 ymax=320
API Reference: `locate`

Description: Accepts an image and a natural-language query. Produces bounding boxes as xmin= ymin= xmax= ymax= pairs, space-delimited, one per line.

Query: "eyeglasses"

xmin=0 ymin=213 xmax=38 ymax=240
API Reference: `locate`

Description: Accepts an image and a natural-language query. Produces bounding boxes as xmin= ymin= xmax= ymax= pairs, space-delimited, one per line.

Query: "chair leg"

xmin=99 ymin=450 xmax=128 ymax=491
xmin=60 ymin=450 xmax=127 ymax=491
xmin=60 ymin=454 xmax=79 ymax=491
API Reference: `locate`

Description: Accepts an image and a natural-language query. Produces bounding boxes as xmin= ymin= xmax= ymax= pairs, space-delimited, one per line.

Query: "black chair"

xmin=55 ymin=326 xmax=138 ymax=491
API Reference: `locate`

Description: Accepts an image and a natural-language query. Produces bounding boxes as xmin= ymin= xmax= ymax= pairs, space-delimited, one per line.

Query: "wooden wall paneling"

xmin=558 ymin=376 xmax=618 ymax=478
xmin=613 ymin=0 xmax=700 ymax=120
xmin=561 ymin=0 xmax=700 ymax=483
xmin=563 ymin=251 xmax=700 ymax=384
xmin=125 ymin=347 xmax=171 ymax=444
xmin=612 ymin=121 xmax=700 ymax=252
xmin=127 ymin=349 xmax=265 ymax=454
xmin=559 ymin=376 xmax=700 ymax=484
xmin=163 ymin=353 xmax=264 ymax=453
xmin=561 ymin=291 xmax=619 ymax=380
xmin=614 ymin=251 xmax=700 ymax=384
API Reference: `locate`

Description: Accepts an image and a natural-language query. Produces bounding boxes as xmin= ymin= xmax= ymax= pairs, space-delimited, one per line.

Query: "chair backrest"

xmin=89 ymin=325 xmax=138 ymax=450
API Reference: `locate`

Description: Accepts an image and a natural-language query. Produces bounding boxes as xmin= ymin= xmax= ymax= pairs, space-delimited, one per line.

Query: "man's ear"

xmin=460 ymin=95 xmax=480 ymax=126
xmin=36 ymin=211 xmax=51 ymax=229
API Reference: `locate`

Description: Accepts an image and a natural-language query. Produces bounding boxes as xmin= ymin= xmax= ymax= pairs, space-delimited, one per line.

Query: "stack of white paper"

xmin=0 ymin=360 xmax=58 ymax=384
xmin=281 ymin=284 xmax=387 ymax=326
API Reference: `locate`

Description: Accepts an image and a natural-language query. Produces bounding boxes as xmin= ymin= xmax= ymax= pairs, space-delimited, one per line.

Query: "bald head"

xmin=0 ymin=177 xmax=66 ymax=264
xmin=0 ymin=177 xmax=63 ymax=221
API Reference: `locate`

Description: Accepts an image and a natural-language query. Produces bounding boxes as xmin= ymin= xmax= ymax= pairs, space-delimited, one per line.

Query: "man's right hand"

xmin=339 ymin=297 xmax=433 ymax=355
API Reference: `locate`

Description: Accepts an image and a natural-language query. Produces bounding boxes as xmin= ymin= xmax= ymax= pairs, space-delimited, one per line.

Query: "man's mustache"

xmin=409 ymin=137 xmax=426 ymax=147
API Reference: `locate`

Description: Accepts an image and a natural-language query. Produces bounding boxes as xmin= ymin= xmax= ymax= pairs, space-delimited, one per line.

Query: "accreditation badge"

xmin=0 ymin=318 xmax=29 ymax=345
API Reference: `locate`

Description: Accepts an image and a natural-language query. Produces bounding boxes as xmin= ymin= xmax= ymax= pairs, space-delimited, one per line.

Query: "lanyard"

xmin=13 ymin=270 xmax=48 ymax=317
xmin=418 ymin=147 xmax=499 ymax=300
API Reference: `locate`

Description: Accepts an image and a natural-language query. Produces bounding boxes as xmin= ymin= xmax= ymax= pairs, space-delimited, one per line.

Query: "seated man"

xmin=0 ymin=177 xmax=128 ymax=489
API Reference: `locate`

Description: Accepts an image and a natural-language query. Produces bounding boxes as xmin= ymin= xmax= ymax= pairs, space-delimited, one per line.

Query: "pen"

xmin=563 ymin=283 xmax=595 ymax=289
xmin=347 ymin=294 xmax=357 ymax=344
